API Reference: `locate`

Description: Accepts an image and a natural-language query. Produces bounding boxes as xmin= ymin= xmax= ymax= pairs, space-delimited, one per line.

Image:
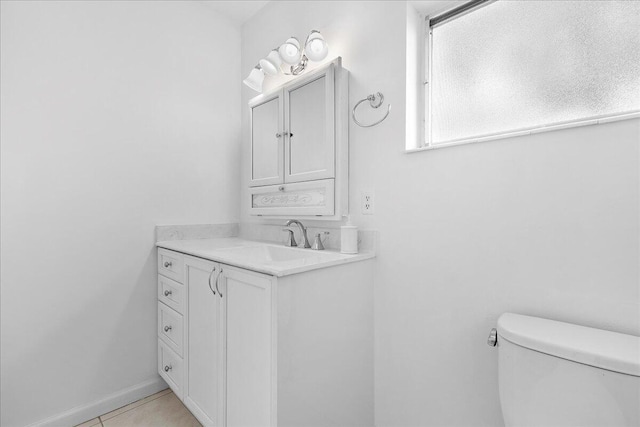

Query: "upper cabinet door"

xmin=250 ymin=92 xmax=283 ymax=187
xmin=284 ymin=64 xmax=335 ymax=183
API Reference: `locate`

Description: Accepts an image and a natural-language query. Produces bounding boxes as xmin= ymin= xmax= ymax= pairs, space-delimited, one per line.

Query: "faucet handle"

xmin=311 ymin=231 xmax=329 ymax=250
xmin=282 ymin=228 xmax=297 ymax=247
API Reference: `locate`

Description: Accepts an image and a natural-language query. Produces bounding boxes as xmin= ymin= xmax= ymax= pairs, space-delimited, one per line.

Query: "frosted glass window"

xmin=428 ymin=0 xmax=640 ymax=145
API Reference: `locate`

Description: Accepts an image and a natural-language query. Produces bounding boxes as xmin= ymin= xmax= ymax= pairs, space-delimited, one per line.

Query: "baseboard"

xmin=26 ymin=376 xmax=168 ymax=427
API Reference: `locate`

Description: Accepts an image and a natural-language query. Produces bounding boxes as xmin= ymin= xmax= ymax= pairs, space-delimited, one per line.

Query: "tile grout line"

xmin=99 ymin=390 xmax=173 ymax=423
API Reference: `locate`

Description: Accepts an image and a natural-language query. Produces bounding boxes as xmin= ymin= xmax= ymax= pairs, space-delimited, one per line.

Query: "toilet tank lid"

xmin=497 ymin=313 xmax=640 ymax=377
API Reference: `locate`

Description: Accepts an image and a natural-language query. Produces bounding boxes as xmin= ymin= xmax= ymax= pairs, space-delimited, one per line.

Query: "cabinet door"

xmin=184 ymin=256 xmax=225 ymax=427
xmin=223 ymin=265 xmax=274 ymax=427
xmin=284 ymin=63 xmax=335 ymax=183
xmin=250 ymin=92 xmax=284 ymax=187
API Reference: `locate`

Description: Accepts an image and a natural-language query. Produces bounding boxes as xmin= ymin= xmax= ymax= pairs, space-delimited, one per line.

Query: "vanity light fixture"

xmin=243 ymin=30 xmax=329 ymax=92
xmin=259 ymin=49 xmax=282 ymax=76
xmin=242 ymin=65 xmax=265 ymax=92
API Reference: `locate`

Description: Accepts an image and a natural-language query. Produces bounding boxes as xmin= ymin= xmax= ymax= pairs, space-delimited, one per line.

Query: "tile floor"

xmin=75 ymin=388 xmax=201 ymax=427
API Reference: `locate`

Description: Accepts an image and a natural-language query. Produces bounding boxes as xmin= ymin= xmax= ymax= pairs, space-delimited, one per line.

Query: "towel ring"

xmin=352 ymin=92 xmax=391 ymax=128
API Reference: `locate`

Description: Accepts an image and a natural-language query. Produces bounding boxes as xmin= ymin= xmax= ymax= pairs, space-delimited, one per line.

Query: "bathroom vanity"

xmin=156 ymin=238 xmax=374 ymax=427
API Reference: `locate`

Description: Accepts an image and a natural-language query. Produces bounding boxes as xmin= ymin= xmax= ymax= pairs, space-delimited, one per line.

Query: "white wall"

xmin=242 ymin=2 xmax=640 ymax=426
xmin=0 ymin=2 xmax=240 ymax=425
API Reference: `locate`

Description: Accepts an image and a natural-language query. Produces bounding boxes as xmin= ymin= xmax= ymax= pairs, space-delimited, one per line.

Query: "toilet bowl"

xmin=494 ymin=313 xmax=640 ymax=427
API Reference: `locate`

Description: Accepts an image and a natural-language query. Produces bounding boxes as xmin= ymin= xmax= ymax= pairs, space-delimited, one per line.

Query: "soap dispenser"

xmin=340 ymin=216 xmax=358 ymax=254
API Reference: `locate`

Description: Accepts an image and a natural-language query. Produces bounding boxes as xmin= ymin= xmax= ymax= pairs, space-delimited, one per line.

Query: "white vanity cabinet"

xmin=157 ymin=246 xmax=373 ymax=427
xmin=157 ymin=249 xmax=276 ymax=427
xmin=183 ymin=256 xmax=225 ymax=427
xmin=248 ymin=58 xmax=348 ymax=219
xmin=222 ymin=266 xmax=274 ymax=427
xmin=157 ymin=248 xmax=186 ymax=399
xmin=183 ymin=261 xmax=274 ymax=427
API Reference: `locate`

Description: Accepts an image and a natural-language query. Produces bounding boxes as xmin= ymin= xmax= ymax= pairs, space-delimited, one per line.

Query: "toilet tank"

xmin=497 ymin=313 xmax=640 ymax=427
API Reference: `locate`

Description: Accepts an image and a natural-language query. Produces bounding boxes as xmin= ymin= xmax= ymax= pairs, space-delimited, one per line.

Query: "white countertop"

xmin=156 ymin=238 xmax=375 ymax=277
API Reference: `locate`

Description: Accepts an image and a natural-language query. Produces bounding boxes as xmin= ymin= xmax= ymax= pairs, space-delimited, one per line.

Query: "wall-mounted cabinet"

xmin=248 ymin=58 xmax=348 ymax=220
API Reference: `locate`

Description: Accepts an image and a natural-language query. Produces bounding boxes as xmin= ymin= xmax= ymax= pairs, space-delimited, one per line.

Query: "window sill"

xmin=406 ymin=111 xmax=640 ymax=154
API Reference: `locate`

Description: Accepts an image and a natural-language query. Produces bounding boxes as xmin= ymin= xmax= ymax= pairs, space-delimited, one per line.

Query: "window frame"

xmin=409 ymin=0 xmax=640 ymax=153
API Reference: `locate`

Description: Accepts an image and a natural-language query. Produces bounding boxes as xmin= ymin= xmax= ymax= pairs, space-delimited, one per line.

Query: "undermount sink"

xmin=214 ymin=244 xmax=345 ymax=265
xmin=156 ymin=238 xmax=374 ymax=277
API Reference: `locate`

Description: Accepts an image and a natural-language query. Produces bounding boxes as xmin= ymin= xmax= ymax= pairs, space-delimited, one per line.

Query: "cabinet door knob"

xmin=164 ymin=365 xmax=172 ymax=372
xmin=164 ymin=325 xmax=172 ymax=332
xmin=278 ymin=186 xmax=285 ymax=192
xmin=275 ymin=132 xmax=282 ymax=138
xmin=163 ymin=261 xmax=172 ymax=268
xmin=164 ymin=290 xmax=172 ymax=297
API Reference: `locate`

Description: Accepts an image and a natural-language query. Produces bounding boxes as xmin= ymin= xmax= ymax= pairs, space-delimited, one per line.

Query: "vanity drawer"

xmin=158 ymin=275 xmax=184 ymax=314
xmin=158 ymin=339 xmax=183 ymax=399
xmin=158 ymin=302 xmax=184 ymax=356
xmin=158 ymin=248 xmax=184 ymax=283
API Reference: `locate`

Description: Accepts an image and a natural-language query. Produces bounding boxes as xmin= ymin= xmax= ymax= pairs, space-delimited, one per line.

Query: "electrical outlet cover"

xmin=362 ymin=191 xmax=374 ymax=215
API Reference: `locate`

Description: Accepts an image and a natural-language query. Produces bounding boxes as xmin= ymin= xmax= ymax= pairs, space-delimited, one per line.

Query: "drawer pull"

xmin=278 ymin=186 xmax=285 ymax=192
xmin=163 ymin=261 xmax=172 ymax=268
xmin=164 ymin=290 xmax=172 ymax=297
xmin=164 ymin=325 xmax=172 ymax=332
xmin=164 ymin=365 xmax=172 ymax=372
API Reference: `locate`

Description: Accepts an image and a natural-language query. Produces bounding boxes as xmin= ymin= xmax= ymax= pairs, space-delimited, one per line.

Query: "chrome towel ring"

xmin=352 ymin=92 xmax=391 ymax=128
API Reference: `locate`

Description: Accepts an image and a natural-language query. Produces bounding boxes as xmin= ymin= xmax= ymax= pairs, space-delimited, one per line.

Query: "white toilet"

xmin=494 ymin=313 xmax=640 ymax=427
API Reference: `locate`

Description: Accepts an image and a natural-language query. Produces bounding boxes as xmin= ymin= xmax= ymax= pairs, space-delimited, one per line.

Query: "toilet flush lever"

xmin=487 ymin=328 xmax=498 ymax=347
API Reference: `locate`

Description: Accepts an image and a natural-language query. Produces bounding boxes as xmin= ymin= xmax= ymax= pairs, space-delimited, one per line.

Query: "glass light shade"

xmin=278 ymin=37 xmax=301 ymax=65
xmin=243 ymin=67 xmax=264 ymax=92
xmin=305 ymin=31 xmax=328 ymax=62
xmin=259 ymin=50 xmax=282 ymax=76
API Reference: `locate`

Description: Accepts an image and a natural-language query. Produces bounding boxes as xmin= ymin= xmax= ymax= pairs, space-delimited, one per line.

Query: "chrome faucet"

xmin=284 ymin=219 xmax=311 ymax=248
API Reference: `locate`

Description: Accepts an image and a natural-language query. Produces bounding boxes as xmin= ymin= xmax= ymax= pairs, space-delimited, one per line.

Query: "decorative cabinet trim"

xmin=253 ymin=188 xmax=327 ymax=208
xmin=250 ymin=179 xmax=335 ymax=216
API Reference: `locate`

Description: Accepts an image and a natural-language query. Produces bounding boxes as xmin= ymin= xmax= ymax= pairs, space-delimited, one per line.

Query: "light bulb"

xmin=309 ymin=39 xmax=324 ymax=54
xmin=278 ymin=37 xmax=301 ymax=65
xmin=304 ymin=31 xmax=328 ymax=62
xmin=283 ymin=44 xmax=298 ymax=57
